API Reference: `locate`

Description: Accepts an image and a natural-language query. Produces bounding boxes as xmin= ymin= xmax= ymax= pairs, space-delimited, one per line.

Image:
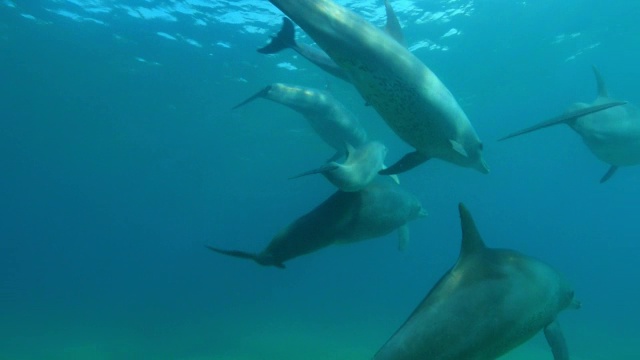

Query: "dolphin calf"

xmin=258 ymin=0 xmax=404 ymax=83
xmin=233 ymin=82 xmax=368 ymax=161
xmin=266 ymin=0 xmax=489 ymax=175
xmin=500 ymin=67 xmax=632 ymax=183
xmin=206 ymin=180 xmax=427 ymax=268
xmin=374 ymin=203 xmax=580 ymax=360
xmin=290 ymin=141 xmax=395 ymax=192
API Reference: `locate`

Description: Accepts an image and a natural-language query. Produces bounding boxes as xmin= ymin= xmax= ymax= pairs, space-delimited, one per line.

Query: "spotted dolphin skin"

xmin=232 ymin=82 xmax=368 ymax=161
xmin=266 ymin=0 xmax=489 ymax=175
xmin=374 ymin=203 xmax=580 ymax=360
xmin=206 ymin=180 xmax=427 ymax=268
xmin=290 ymin=141 xmax=392 ymax=192
xmin=258 ymin=0 xmax=404 ymax=83
xmin=500 ymin=67 xmax=632 ymax=183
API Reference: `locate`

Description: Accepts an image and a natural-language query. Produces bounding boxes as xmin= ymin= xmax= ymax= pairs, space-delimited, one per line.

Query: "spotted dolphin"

xmin=500 ymin=67 xmax=631 ymax=183
xmin=290 ymin=141 xmax=394 ymax=192
xmin=258 ymin=0 xmax=404 ymax=83
xmin=206 ymin=180 xmax=427 ymax=268
xmin=233 ymin=82 xmax=367 ymax=161
xmin=266 ymin=0 xmax=489 ymax=175
xmin=374 ymin=203 xmax=580 ymax=360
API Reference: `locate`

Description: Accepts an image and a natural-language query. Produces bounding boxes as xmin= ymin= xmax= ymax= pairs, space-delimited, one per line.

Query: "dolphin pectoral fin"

xmin=600 ymin=165 xmax=619 ymax=183
xmin=257 ymin=17 xmax=296 ymax=54
xmin=397 ymin=225 xmax=409 ymax=251
xmin=379 ymin=151 xmax=429 ymax=175
xmin=498 ymin=101 xmax=628 ymax=141
xmin=231 ymin=85 xmax=272 ymax=110
xmin=289 ymin=164 xmax=339 ymax=179
xmin=450 ymin=140 xmax=468 ymax=157
xmin=543 ymin=320 xmax=569 ymax=360
xmin=381 ymin=164 xmax=400 ymax=184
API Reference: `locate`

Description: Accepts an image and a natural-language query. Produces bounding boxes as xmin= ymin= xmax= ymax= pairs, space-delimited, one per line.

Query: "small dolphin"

xmin=266 ymin=0 xmax=489 ymax=175
xmin=258 ymin=0 xmax=404 ymax=83
xmin=233 ymin=83 xmax=368 ymax=161
xmin=290 ymin=141 xmax=397 ymax=192
xmin=499 ymin=66 xmax=631 ymax=183
xmin=206 ymin=180 xmax=427 ymax=268
xmin=374 ymin=203 xmax=580 ymax=360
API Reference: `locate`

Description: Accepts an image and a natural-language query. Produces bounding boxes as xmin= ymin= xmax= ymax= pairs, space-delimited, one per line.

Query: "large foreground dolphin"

xmin=266 ymin=0 xmax=489 ymax=175
xmin=258 ymin=0 xmax=404 ymax=83
xmin=233 ymin=82 xmax=368 ymax=161
xmin=500 ymin=67 xmax=631 ymax=183
xmin=206 ymin=180 xmax=427 ymax=268
xmin=374 ymin=203 xmax=580 ymax=360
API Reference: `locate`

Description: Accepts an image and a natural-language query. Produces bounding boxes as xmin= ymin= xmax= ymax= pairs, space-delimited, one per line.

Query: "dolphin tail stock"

xmin=379 ymin=151 xmax=430 ymax=175
xmin=498 ymin=101 xmax=628 ymax=141
xmin=205 ymin=245 xmax=285 ymax=268
xmin=289 ymin=163 xmax=339 ymax=180
xmin=257 ymin=17 xmax=297 ymax=54
xmin=231 ymin=85 xmax=272 ymax=110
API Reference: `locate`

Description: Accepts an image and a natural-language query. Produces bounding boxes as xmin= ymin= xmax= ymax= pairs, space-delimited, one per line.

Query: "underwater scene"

xmin=1 ymin=0 xmax=640 ymax=359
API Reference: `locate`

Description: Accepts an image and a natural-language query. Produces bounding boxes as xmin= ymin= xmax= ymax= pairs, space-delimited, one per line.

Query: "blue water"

xmin=1 ymin=1 xmax=639 ymax=359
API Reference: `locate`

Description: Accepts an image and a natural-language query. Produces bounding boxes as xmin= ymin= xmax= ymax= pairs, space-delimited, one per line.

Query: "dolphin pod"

xmin=374 ymin=203 xmax=580 ymax=360
xmin=266 ymin=0 xmax=489 ymax=175
xmin=207 ymin=180 xmax=427 ymax=268
xmin=500 ymin=67 xmax=634 ymax=183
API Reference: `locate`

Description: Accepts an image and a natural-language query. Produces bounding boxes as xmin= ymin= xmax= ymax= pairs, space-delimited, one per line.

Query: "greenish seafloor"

xmin=1 ymin=310 xmax=638 ymax=360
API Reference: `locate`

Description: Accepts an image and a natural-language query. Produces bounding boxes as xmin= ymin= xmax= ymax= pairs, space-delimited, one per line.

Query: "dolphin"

xmin=258 ymin=0 xmax=404 ymax=83
xmin=266 ymin=0 xmax=489 ymax=175
xmin=290 ymin=141 xmax=397 ymax=192
xmin=374 ymin=203 xmax=580 ymax=360
xmin=232 ymin=82 xmax=368 ymax=161
xmin=499 ymin=66 xmax=631 ymax=183
xmin=206 ymin=180 xmax=427 ymax=268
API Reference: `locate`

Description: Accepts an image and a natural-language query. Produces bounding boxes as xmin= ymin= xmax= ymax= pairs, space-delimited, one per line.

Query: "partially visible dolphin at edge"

xmin=206 ymin=180 xmax=427 ymax=268
xmin=374 ymin=203 xmax=580 ymax=360
xmin=258 ymin=0 xmax=404 ymax=83
xmin=266 ymin=0 xmax=489 ymax=175
xmin=233 ymin=82 xmax=368 ymax=161
xmin=290 ymin=141 xmax=396 ymax=192
xmin=499 ymin=66 xmax=631 ymax=183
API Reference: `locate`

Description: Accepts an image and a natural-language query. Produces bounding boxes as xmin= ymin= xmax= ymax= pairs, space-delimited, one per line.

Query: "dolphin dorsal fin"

xmin=592 ymin=65 xmax=609 ymax=98
xmin=458 ymin=203 xmax=486 ymax=258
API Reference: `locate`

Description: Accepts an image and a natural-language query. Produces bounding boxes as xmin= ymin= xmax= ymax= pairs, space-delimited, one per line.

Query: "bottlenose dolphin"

xmin=233 ymin=82 xmax=368 ymax=161
xmin=500 ymin=67 xmax=632 ymax=183
xmin=290 ymin=141 xmax=395 ymax=192
xmin=258 ymin=0 xmax=404 ymax=83
xmin=206 ymin=180 xmax=427 ymax=268
xmin=374 ymin=203 xmax=580 ymax=360
xmin=266 ymin=0 xmax=488 ymax=175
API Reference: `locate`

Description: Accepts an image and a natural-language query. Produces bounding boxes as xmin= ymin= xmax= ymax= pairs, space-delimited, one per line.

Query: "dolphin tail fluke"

xmin=600 ymin=165 xmax=618 ymax=183
xmin=379 ymin=151 xmax=429 ymax=175
xmin=231 ymin=85 xmax=272 ymax=110
xmin=257 ymin=18 xmax=297 ymax=54
xmin=289 ymin=163 xmax=339 ymax=180
xmin=205 ymin=245 xmax=260 ymax=263
xmin=498 ymin=101 xmax=628 ymax=141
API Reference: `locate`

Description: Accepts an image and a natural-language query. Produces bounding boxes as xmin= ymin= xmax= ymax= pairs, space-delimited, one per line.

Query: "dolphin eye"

xmin=478 ymin=142 xmax=484 ymax=150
